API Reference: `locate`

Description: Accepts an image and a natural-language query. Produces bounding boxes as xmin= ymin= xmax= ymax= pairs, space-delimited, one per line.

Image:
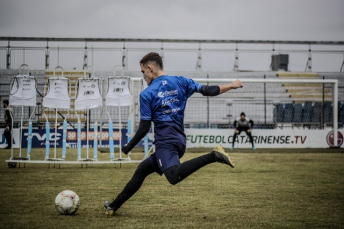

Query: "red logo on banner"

xmin=326 ymin=131 xmax=343 ymax=147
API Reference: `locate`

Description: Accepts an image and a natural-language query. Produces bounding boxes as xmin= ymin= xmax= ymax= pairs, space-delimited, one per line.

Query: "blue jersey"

xmin=140 ymin=75 xmax=202 ymax=145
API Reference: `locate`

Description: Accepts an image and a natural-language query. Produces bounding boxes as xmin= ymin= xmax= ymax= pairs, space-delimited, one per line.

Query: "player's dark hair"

xmin=3 ymin=99 xmax=9 ymax=105
xmin=139 ymin=52 xmax=163 ymax=70
xmin=240 ymin=112 xmax=245 ymax=116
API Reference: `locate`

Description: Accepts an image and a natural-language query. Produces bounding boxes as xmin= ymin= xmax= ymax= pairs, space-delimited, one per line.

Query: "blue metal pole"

xmin=27 ymin=120 xmax=32 ymax=159
xmin=127 ymin=116 xmax=132 ymax=142
xmin=77 ymin=122 xmax=81 ymax=160
xmin=62 ymin=119 xmax=67 ymax=159
xmin=93 ymin=123 xmax=98 ymax=159
xmin=109 ymin=121 xmax=115 ymax=159
xmin=45 ymin=122 xmax=50 ymax=160
xmin=144 ymin=135 xmax=149 ymax=158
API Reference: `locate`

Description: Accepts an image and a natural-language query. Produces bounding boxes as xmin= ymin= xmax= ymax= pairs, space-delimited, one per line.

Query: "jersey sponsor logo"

xmin=22 ymin=79 xmax=31 ymax=82
xmin=157 ymin=89 xmax=178 ymax=98
xmin=91 ymin=84 xmax=95 ymax=88
xmin=161 ymin=97 xmax=179 ymax=107
xmin=84 ymin=91 xmax=95 ymax=95
xmin=113 ymin=88 xmax=124 ymax=92
xmin=112 ymin=81 xmax=124 ymax=85
xmin=162 ymin=107 xmax=181 ymax=114
xmin=55 ymin=82 xmax=62 ymax=86
xmin=162 ymin=80 xmax=167 ymax=86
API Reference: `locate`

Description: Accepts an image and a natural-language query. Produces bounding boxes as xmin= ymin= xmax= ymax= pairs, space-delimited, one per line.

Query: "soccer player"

xmin=104 ymin=52 xmax=243 ymax=215
xmin=230 ymin=112 xmax=255 ymax=149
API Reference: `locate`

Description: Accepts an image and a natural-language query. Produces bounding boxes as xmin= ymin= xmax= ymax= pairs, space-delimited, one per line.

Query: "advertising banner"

xmin=2 ymin=128 xmax=342 ymax=149
xmin=21 ymin=129 xmax=128 ymax=148
xmin=185 ymin=129 xmax=344 ymax=148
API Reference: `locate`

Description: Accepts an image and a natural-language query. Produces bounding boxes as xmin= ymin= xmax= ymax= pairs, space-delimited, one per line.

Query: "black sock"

xmin=111 ymin=159 xmax=155 ymax=211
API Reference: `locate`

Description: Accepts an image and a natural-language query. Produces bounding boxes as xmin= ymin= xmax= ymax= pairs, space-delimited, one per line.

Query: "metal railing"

xmin=0 ymin=37 xmax=343 ymax=72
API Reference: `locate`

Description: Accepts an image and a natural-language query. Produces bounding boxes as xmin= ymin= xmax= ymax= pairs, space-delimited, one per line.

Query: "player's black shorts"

xmin=148 ymin=142 xmax=186 ymax=175
xmin=236 ymin=127 xmax=250 ymax=133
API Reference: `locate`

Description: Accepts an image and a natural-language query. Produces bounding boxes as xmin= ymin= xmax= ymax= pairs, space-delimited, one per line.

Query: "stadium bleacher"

xmin=1 ymin=70 xmax=344 ymax=129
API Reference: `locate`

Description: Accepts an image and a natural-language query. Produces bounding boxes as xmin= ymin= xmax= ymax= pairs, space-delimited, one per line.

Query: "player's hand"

xmin=231 ymin=79 xmax=243 ymax=89
xmin=122 ymin=143 xmax=130 ymax=155
xmin=234 ymin=128 xmax=239 ymax=134
xmin=248 ymin=128 xmax=252 ymax=133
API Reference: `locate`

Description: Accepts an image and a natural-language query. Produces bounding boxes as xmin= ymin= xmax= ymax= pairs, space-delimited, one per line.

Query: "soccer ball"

xmin=55 ymin=190 xmax=80 ymax=215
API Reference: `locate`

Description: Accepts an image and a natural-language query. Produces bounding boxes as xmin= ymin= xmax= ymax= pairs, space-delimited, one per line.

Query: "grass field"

xmin=0 ymin=147 xmax=343 ymax=228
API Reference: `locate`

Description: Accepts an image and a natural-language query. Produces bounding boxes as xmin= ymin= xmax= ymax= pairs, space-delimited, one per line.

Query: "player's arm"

xmin=122 ymin=120 xmax=151 ymax=154
xmin=199 ymin=79 xmax=243 ymax=96
xmin=219 ymin=79 xmax=243 ymax=95
xmin=122 ymin=92 xmax=152 ymax=155
xmin=233 ymin=120 xmax=237 ymax=128
xmin=249 ymin=120 xmax=254 ymax=129
xmin=233 ymin=120 xmax=238 ymax=133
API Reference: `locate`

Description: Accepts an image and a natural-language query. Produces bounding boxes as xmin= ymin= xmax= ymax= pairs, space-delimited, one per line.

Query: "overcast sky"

xmin=0 ymin=0 xmax=343 ymax=72
xmin=0 ymin=0 xmax=343 ymax=41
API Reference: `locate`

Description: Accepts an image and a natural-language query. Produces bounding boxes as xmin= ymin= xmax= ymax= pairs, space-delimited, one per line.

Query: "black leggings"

xmin=4 ymin=130 xmax=11 ymax=147
xmin=232 ymin=129 xmax=254 ymax=147
xmin=110 ymin=152 xmax=216 ymax=211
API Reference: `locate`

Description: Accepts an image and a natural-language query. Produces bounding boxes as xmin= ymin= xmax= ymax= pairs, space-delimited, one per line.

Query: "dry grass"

xmin=0 ymin=147 xmax=343 ymax=228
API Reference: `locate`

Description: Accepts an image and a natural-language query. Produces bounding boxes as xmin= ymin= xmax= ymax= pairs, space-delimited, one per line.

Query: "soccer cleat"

xmin=252 ymin=146 xmax=256 ymax=150
xmin=104 ymin=201 xmax=115 ymax=216
xmin=230 ymin=146 xmax=234 ymax=150
xmin=213 ymin=144 xmax=235 ymax=168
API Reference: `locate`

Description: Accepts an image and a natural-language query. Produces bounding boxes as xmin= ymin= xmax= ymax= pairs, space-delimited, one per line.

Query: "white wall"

xmin=185 ymin=128 xmax=343 ymax=148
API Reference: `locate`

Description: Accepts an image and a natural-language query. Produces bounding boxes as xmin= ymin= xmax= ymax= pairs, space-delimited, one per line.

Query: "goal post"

xmin=129 ymin=77 xmax=339 ymax=147
xmin=194 ymin=78 xmax=338 ymax=146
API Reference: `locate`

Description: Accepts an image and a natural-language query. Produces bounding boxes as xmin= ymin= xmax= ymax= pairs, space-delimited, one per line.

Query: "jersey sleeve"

xmin=183 ymin=77 xmax=203 ymax=98
xmin=140 ymin=93 xmax=152 ymax=121
xmin=233 ymin=119 xmax=237 ymax=128
xmin=249 ymin=119 xmax=254 ymax=128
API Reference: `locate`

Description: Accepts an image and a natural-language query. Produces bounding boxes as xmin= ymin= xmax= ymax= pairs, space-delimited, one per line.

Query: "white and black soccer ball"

xmin=55 ymin=190 xmax=80 ymax=215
